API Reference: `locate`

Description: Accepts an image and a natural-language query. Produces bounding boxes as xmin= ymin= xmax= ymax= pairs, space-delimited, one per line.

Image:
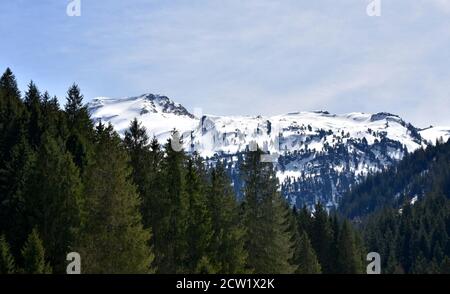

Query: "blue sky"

xmin=1 ymin=0 xmax=450 ymax=127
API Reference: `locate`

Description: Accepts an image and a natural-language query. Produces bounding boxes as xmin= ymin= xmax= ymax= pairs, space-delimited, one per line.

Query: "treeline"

xmin=364 ymin=192 xmax=450 ymax=273
xmin=340 ymin=138 xmax=450 ymax=273
xmin=0 ymin=68 xmax=365 ymax=274
xmin=339 ymin=139 xmax=450 ymax=219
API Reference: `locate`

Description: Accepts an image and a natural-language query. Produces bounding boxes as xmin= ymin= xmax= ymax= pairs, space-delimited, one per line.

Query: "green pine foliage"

xmin=208 ymin=162 xmax=248 ymax=274
xmin=309 ymin=202 xmax=333 ymax=273
xmin=0 ymin=68 xmax=26 ymax=166
xmin=23 ymin=132 xmax=84 ymax=273
xmin=64 ymin=84 xmax=93 ymax=174
xmin=21 ymin=229 xmax=52 ymax=274
xmin=0 ymin=136 xmax=36 ymax=255
xmin=336 ymin=220 xmax=364 ymax=274
xmin=154 ymin=137 xmax=189 ymax=273
xmin=241 ymin=149 xmax=296 ymax=274
xmin=0 ymin=69 xmax=28 ymax=238
xmin=351 ymin=139 xmax=450 ymax=274
xmin=77 ymin=123 xmax=155 ymax=273
xmin=294 ymin=231 xmax=321 ymax=274
xmin=23 ymin=81 xmax=43 ymax=149
xmin=340 ymin=139 xmax=450 ymax=219
xmin=185 ymin=157 xmax=214 ymax=273
xmin=124 ymin=118 xmax=154 ymax=227
xmin=364 ymin=192 xmax=450 ymax=274
xmin=0 ymin=235 xmax=16 ymax=274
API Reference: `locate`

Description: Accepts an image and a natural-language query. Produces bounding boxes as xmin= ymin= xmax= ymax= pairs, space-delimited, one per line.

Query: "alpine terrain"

xmin=88 ymin=93 xmax=450 ymax=209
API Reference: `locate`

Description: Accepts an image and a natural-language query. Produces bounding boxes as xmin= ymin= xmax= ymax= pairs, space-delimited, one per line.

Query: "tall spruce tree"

xmin=0 ymin=68 xmax=21 ymax=114
xmin=64 ymin=84 xmax=93 ymax=174
xmin=208 ymin=162 xmax=247 ymax=273
xmin=77 ymin=123 xmax=155 ymax=273
xmin=0 ymin=135 xmax=36 ymax=256
xmin=157 ymin=135 xmax=189 ymax=273
xmin=310 ymin=202 xmax=333 ymax=273
xmin=295 ymin=231 xmax=321 ymax=274
xmin=185 ymin=157 xmax=214 ymax=273
xmin=336 ymin=220 xmax=364 ymax=274
xmin=290 ymin=207 xmax=321 ymax=274
xmin=0 ymin=68 xmax=25 ymax=165
xmin=124 ymin=118 xmax=153 ymax=227
xmin=296 ymin=205 xmax=312 ymax=235
xmin=329 ymin=214 xmax=340 ymax=273
xmin=21 ymin=229 xmax=52 ymax=274
xmin=65 ymin=84 xmax=84 ymax=119
xmin=23 ymin=132 xmax=84 ymax=272
xmin=41 ymin=92 xmax=67 ymax=140
xmin=23 ymin=81 xmax=43 ymax=149
xmin=0 ymin=70 xmax=32 ymax=251
xmin=146 ymin=137 xmax=166 ymax=269
xmin=241 ymin=149 xmax=296 ymax=274
xmin=0 ymin=235 xmax=16 ymax=274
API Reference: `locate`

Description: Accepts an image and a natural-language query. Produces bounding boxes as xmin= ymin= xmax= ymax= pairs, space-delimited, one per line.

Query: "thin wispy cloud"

xmin=0 ymin=0 xmax=449 ymax=127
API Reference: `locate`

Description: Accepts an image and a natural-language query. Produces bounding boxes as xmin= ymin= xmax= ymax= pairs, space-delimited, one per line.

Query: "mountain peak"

xmin=88 ymin=93 xmax=450 ymax=156
xmin=88 ymin=94 xmax=198 ymax=141
xmin=139 ymin=93 xmax=195 ymax=118
xmin=88 ymin=93 xmax=195 ymax=120
xmin=87 ymin=93 xmax=450 ymax=208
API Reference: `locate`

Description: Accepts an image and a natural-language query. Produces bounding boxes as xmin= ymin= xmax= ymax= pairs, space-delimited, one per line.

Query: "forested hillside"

xmin=1 ymin=68 xmax=448 ymax=274
xmin=340 ymin=138 xmax=450 ymax=273
xmin=340 ymin=139 xmax=450 ymax=219
xmin=0 ymin=68 xmax=365 ymax=274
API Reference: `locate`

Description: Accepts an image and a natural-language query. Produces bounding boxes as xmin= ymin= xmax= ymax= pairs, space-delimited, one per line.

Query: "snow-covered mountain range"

xmin=88 ymin=93 xmax=450 ymax=208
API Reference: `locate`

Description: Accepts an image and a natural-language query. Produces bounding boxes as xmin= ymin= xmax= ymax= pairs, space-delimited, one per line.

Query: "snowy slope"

xmin=419 ymin=126 xmax=450 ymax=144
xmin=89 ymin=94 xmax=198 ymax=144
xmin=187 ymin=111 xmax=426 ymax=158
xmin=88 ymin=95 xmax=444 ymax=157
xmin=88 ymin=94 xmax=450 ymax=208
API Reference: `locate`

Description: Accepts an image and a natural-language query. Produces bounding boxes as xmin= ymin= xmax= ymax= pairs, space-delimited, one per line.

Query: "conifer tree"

xmin=124 ymin=118 xmax=150 ymax=151
xmin=208 ymin=162 xmax=247 ymax=273
xmin=124 ymin=118 xmax=153 ymax=227
xmin=310 ymin=202 xmax=333 ymax=273
xmin=336 ymin=220 xmax=363 ymax=274
xmin=0 ymin=235 xmax=16 ymax=274
xmin=21 ymin=229 xmax=52 ymax=274
xmin=296 ymin=205 xmax=312 ymax=235
xmin=195 ymin=256 xmax=217 ymax=274
xmin=64 ymin=84 xmax=93 ymax=173
xmin=157 ymin=135 xmax=189 ymax=273
xmin=147 ymin=136 xmax=164 ymax=223
xmin=65 ymin=83 xmax=92 ymax=136
xmin=78 ymin=123 xmax=155 ymax=273
xmin=0 ymin=136 xmax=36 ymax=255
xmin=241 ymin=149 xmax=296 ymax=274
xmin=23 ymin=81 xmax=43 ymax=149
xmin=146 ymin=137 xmax=166 ymax=269
xmin=65 ymin=84 xmax=84 ymax=119
xmin=329 ymin=214 xmax=340 ymax=273
xmin=0 ymin=68 xmax=25 ymax=165
xmin=0 ymin=68 xmax=21 ymax=109
xmin=0 ymin=70 xmax=32 ymax=250
xmin=41 ymin=92 xmax=67 ymax=139
xmin=289 ymin=206 xmax=320 ymax=274
xmin=23 ymin=132 xmax=84 ymax=272
xmin=295 ymin=231 xmax=321 ymax=274
xmin=185 ymin=157 xmax=213 ymax=273
xmin=398 ymin=204 xmax=414 ymax=273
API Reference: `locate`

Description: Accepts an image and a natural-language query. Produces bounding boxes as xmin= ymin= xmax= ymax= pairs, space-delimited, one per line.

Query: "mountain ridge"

xmin=88 ymin=93 xmax=450 ymax=209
